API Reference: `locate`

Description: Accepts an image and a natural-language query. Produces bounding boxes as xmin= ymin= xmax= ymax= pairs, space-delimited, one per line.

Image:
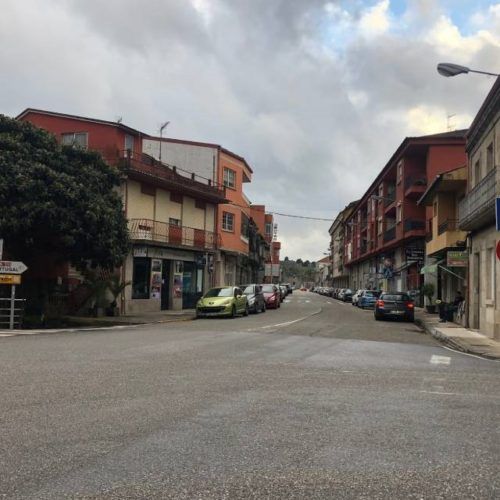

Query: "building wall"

xmin=469 ymin=225 xmax=499 ymax=339
xmin=142 ymin=139 xmax=217 ymax=183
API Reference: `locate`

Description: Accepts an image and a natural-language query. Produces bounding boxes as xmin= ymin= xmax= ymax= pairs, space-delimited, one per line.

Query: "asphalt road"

xmin=1 ymin=291 xmax=499 ymax=499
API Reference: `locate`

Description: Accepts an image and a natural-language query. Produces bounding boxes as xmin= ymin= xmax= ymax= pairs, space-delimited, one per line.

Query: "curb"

xmin=415 ymin=318 xmax=500 ymax=360
xmin=0 ymin=315 xmax=196 ymax=336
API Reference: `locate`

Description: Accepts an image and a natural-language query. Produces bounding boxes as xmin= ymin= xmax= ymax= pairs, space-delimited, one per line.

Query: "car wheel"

xmin=406 ymin=315 xmax=414 ymax=323
xmin=231 ymin=305 xmax=236 ymax=318
xmin=243 ymin=305 xmax=249 ymax=317
xmin=374 ymin=314 xmax=382 ymax=321
xmin=262 ymin=303 xmax=266 ymax=313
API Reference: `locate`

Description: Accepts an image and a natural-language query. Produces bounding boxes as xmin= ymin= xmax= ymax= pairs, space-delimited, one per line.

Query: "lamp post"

xmin=437 ymin=63 xmax=499 ymax=78
xmin=159 ymin=121 xmax=170 ymax=163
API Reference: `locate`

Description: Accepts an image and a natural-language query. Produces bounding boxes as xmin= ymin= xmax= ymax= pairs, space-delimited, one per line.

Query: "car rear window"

xmin=381 ymin=293 xmax=410 ymax=301
xmin=364 ymin=291 xmax=380 ymax=297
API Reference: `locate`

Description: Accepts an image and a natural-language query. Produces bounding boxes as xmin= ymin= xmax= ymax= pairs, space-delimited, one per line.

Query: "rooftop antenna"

xmin=116 ymin=116 xmax=123 ymax=124
xmin=159 ymin=121 xmax=170 ymax=163
xmin=447 ymin=113 xmax=456 ymax=131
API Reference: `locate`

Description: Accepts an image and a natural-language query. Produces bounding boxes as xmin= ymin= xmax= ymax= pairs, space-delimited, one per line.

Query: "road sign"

xmin=0 ymin=261 xmax=28 ymax=274
xmin=497 ymin=241 xmax=500 ymax=261
xmin=0 ymin=274 xmax=21 ymax=285
xmin=496 ymin=197 xmax=500 ymax=231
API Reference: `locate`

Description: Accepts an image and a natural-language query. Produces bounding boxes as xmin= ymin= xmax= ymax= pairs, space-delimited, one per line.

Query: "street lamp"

xmin=159 ymin=121 xmax=170 ymax=163
xmin=437 ymin=63 xmax=499 ymax=78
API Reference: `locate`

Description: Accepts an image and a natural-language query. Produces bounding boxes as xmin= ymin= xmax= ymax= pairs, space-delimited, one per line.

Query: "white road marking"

xmin=419 ymin=390 xmax=457 ymax=396
xmin=0 ymin=333 xmax=14 ymax=337
xmin=441 ymin=345 xmax=500 ymax=362
xmin=430 ymin=355 xmax=451 ymax=365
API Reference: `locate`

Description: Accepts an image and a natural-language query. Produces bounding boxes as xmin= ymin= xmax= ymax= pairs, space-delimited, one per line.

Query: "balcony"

xmin=128 ymin=218 xmax=219 ymax=250
xmin=118 ymin=151 xmax=227 ymax=203
xmin=426 ymin=218 xmax=468 ymax=257
xmin=383 ymin=226 xmax=396 ymax=243
xmin=459 ymin=167 xmax=497 ymax=231
xmin=404 ymin=176 xmax=427 ymax=199
xmin=404 ymin=219 xmax=426 ymax=232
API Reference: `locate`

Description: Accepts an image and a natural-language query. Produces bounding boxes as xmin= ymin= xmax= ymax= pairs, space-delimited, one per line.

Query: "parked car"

xmin=352 ymin=289 xmax=365 ymax=306
xmin=358 ymin=290 xmax=381 ymax=309
xmin=241 ymin=284 xmax=266 ymax=314
xmin=341 ymin=288 xmax=353 ymax=302
xmin=196 ymin=286 xmax=248 ymax=318
xmin=374 ymin=292 xmax=414 ymax=322
xmin=284 ymin=283 xmax=293 ymax=294
xmin=279 ymin=285 xmax=287 ymax=301
xmin=261 ymin=284 xmax=281 ymax=309
xmin=337 ymin=288 xmax=346 ymax=300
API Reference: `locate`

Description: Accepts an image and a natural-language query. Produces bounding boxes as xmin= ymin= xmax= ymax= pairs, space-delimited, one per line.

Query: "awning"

xmin=420 ymin=264 xmax=437 ymax=274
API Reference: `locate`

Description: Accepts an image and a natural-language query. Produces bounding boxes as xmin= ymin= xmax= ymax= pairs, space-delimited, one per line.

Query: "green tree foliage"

xmin=0 ymin=115 xmax=130 ymax=270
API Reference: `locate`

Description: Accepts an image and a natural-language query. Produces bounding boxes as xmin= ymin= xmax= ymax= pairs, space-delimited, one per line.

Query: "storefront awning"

xmin=420 ymin=264 xmax=437 ymax=274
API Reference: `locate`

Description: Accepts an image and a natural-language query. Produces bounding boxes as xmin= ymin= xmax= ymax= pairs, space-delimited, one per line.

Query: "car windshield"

xmin=204 ymin=288 xmax=233 ymax=298
xmin=243 ymin=285 xmax=255 ymax=294
xmin=365 ymin=291 xmax=380 ymax=297
xmin=262 ymin=285 xmax=275 ymax=293
xmin=382 ymin=293 xmax=410 ymax=301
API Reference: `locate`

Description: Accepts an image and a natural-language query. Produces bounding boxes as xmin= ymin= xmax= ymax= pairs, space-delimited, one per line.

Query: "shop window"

xmin=132 ymin=257 xmax=150 ymax=299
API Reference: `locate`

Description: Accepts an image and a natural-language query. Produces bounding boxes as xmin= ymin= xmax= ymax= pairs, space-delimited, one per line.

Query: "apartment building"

xmin=344 ymin=131 xmax=467 ymax=300
xmin=18 ymin=109 xmax=227 ymax=313
xmin=143 ymin=137 xmax=265 ymax=286
xmin=329 ymin=201 xmax=358 ymax=289
xmin=459 ymin=76 xmax=500 ymax=339
xmin=418 ymin=165 xmax=468 ymax=323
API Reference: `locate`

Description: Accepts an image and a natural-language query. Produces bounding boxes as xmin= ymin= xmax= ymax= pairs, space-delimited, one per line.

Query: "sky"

xmin=1 ymin=0 xmax=499 ymax=260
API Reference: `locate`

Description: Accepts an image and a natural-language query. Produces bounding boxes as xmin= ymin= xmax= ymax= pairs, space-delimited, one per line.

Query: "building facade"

xmin=459 ymin=76 xmax=500 ymax=339
xmin=329 ymin=201 xmax=358 ymax=289
xmin=18 ymin=109 xmax=227 ymax=312
xmin=344 ymin=131 xmax=467 ymax=300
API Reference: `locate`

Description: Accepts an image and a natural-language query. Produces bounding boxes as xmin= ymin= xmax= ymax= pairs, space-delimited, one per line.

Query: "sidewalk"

xmin=415 ymin=308 xmax=500 ymax=360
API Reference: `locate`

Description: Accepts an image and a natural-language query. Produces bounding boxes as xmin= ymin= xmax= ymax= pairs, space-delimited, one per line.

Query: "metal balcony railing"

xmin=437 ymin=219 xmax=459 ymax=235
xmin=458 ymin=167 xmax=497 ymax=230
xmin=404 ymin=219 xmax=426 ymax=232
xmin=383 ymin=226 xmax=396 ymax=242
xmin=128 ymin=218 xmax=219 ymax=250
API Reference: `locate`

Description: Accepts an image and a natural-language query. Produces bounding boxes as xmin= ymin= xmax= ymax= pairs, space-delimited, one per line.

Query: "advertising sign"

xmin=150 ymin=259 xmax=162 ymax=299
xmin=447 ymin=250 xmax=468 ymax=267
xmin=0 ymin=274 xmax=21 ymax=285
xmin=405 ymin=247 xmax=424 ymax=261
xmin=272 ymin=264 xmax=280 ymax=277
xmin=264 ymin=263 xmax=272 ymax=277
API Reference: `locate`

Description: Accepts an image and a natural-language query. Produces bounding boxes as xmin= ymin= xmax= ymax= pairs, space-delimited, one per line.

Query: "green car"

xmin=196 ymin=286 xmax=249 ymax=318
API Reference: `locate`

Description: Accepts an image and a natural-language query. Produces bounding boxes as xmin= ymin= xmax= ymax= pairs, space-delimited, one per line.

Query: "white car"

xmin=352 ymin=289 xmax=365 ymax=306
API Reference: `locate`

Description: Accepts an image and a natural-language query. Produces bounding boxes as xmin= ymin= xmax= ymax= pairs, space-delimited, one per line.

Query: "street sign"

xmin=0 ymin=274 xmax=21 ymax=285
xmin=0 ymin=261 xmax=28 ymax=274
xmin=496 ymin=197 xmax=500 ymax=231
xmin=447 ymin=251 xmax=468 ymax=267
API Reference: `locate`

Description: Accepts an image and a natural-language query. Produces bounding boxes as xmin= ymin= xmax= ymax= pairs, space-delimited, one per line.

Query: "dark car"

xmin=374 ymin=292 xmax=415 ymax=322
xmin=261 ymin=284 xmax=281 ymax=309
xmin=241 ymin=284 xmax=266 ymax=314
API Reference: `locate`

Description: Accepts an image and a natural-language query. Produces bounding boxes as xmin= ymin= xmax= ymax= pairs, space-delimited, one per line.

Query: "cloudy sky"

xmin=1 ymin=0 xmax=499 ymax=260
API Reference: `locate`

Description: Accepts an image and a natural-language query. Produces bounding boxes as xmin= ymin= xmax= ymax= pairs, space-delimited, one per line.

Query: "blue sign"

xmin=496 ymin=197 xmax=500 ymax=231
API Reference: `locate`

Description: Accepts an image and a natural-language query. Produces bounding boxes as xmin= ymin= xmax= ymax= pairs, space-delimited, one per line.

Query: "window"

xmin=223 ymin=168 xmax=236 ymax=188
xmin=377 ymin=217 xmax=383 ymax=235
xmin=397 ymin=160 xmax=403 ymax=183
xmin=241 ymin=213 xmax=249 ymax=238
xmin=474 ymin=159 xmax=481 ymax=186
xmin=486 ymin=143 xmax=494 ymax=172
xmin=170 ymin=192 xmax=183 ymax=204
xmin=169 ymin=218 xmax=181 ymax=227
xmin=141 ymin=183 xmax=155 ymax=196
xmin=265 ymin=222 xmax=272 ymax=236
xmin=125 ymin=134 xmax=134 ymax=153
xmin=132 ymin=257 xmax=150 ymax=299
xmin=222 ymin=212 xmax=234 ymax=231
xmin=61 ymin=132 xmax=88 ymax=149
xmin=396 ymin=204 xmax=402 ymax=223
xmin=195 ymin=199 xmax=206 ymax=210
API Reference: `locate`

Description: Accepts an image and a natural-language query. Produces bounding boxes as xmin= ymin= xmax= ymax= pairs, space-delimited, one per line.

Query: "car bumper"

xmin=196 ymin=305 xmax=233 ymax=317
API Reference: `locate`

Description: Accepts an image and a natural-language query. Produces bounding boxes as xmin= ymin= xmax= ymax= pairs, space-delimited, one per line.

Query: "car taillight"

xmin=376 ymin=299 xmax=384 ymax=307
xmin=406 ymin=302 xmax=414 ymax=309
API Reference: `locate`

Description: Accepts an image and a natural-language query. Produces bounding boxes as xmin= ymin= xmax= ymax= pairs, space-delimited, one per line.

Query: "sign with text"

xmin=0 ymin=261 xmax=28 ymax=274
xmin=0 ymin=274 xmax=21 ymax=285
xmin=447 ymin=251 xmax=468 ymax=267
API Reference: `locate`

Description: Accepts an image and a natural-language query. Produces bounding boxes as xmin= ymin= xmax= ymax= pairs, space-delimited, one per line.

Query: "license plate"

xmin=390 ymin=310 xmax=404 ymax=314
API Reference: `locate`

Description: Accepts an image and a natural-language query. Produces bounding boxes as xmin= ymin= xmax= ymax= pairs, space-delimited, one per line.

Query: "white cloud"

xmin=359 ymin=0 xmax=391 ymax=38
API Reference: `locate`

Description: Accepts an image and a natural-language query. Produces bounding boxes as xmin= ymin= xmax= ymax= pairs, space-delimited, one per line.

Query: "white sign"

xmin=0 ymin=261 xmax=28 ymax=275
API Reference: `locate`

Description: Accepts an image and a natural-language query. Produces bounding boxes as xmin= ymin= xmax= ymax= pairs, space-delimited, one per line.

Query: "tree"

xmin=0 ymin=115 xmax=130 ymax=271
